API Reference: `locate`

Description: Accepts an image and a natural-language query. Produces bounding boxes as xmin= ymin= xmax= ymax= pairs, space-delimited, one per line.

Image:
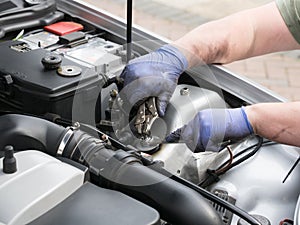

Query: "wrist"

xmin=171 ymin=41 xmax=200 ymax=68
xmin=159 ymin=44 xmax=188 ymax=72
xmin=240 ymin=107 xmax=254 ymax=134
xmin=243 ymin=106 xmax=257 ymax=134
xmin=224 ymin=108 xmax=254 ymax=140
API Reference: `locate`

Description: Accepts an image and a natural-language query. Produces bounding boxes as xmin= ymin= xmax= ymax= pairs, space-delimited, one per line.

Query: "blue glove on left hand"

xmin=119 ymin=44 xmax=188 ymax=116
xmin=166 ymin=107 xmax=254 ymax=152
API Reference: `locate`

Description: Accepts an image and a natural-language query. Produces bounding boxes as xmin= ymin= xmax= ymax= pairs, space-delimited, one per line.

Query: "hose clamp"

xmin=57 ymin=127 xmax=74 ymax=156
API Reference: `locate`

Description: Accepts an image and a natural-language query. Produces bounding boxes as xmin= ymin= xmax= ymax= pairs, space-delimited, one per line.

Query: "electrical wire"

xmin=199 ymin=136 xmax=265 ymax=187
xmin=215 ymin=145 xmax=233 ymax=174
xmin=282 ymin=155 xmax=300 ymax=183
xmin=214 ymin=136 xmax=263 ymax=175
xmin=218 ymin=136 xmax=264 ymax=175
xmin=22 ymin=28 xmax=44 ymax=37
xmin=279 ymin=219 xmax=294 ymax=225
xmin=167 ymin=172 xmax=262 ymax=225
xmin=218 ymin=140 xmax=259 ymax=170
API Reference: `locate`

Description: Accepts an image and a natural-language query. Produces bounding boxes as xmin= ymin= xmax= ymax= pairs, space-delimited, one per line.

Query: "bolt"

xmin=73 ymin=122 xmax=80 ymax=129
xmin=180 ymin=87 xmax=190 ymax=96
xmin=110 ymin=89 xmax=118 ymax=97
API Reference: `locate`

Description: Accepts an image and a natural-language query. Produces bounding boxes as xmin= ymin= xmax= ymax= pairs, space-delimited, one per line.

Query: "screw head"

xmin=180 ymin=87 xmax=190 ymax=96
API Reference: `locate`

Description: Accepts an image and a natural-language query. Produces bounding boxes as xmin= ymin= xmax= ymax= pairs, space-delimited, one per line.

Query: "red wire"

xmin=279 ymin=219 xmax=294 ymax=225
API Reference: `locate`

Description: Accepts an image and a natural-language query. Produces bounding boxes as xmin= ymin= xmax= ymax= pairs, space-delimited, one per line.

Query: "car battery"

xmin=0 ymin=40 xmax=103 ymax=124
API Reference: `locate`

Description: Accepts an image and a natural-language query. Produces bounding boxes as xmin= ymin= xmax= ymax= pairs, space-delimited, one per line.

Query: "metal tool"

xmin=135 ymin=97 xmax=159 ymax=137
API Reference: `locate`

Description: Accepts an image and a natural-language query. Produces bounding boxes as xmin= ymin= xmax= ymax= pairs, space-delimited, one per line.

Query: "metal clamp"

xmin=57 ymin=127 xmax=74 ymax=156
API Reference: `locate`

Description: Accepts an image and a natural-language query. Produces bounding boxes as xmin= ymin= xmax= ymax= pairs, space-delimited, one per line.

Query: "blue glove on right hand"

xmin=166 ymin=107 xmax=254 ymax=152
xmin=120 ymin=44 xmax=188 ymax=116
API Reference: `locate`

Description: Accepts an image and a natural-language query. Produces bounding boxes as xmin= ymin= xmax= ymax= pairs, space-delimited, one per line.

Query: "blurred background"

xmin=83 ymin=0 xmax=300 ymax=101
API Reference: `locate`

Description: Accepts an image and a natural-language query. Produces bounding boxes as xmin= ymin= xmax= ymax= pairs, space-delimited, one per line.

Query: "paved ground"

xmin=84 ymin=0 xmax=300 ymax=101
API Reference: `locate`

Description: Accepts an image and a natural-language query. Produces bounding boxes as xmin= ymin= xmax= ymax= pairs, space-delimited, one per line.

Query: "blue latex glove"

xmin=119 ymin=44 xmax=188 ymax=116
xmin=166 ymin=107 xmax=254 ymax=152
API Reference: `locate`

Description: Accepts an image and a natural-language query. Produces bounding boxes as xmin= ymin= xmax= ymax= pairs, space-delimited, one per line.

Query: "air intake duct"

xmin=0 ymin=114 xmax=222 ymax=225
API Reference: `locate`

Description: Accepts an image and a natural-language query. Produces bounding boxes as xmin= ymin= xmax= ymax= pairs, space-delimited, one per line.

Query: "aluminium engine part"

xmin=147 ymin=84 xmax=226 ymax=143
xmin=151 ymin=84 xmax=226 ymax=175
xmin=210 ymin=137 xmax=300 ymax=225
xmin=149 ymin=83 xmax=300 ymax=225
xmin=116 ymin=84 xmax=227 ymax=154
xmin=295 ymin=196 xmax=300 ymax=225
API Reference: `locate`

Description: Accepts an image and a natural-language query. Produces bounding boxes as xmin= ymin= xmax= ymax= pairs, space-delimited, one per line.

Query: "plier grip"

xmin=135 ymin=97 xmax=159 ymax=136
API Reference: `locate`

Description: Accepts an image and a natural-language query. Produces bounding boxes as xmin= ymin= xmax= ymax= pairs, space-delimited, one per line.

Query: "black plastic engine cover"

xmin=0 ymin=40 xmax=103 ymax=124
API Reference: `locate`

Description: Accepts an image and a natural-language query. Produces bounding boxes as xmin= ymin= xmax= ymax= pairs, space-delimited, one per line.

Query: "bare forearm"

xmin=245 ymin=102 xmax=300 ymax=147
xmin=171 ymin=2 xmax=300 ymax=146
xmin=174 ymin=2 xmax=300 ymax=67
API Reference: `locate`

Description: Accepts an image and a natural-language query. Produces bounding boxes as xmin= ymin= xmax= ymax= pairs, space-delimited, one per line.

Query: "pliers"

xmin=135 ymin=97 xmax=159 ymax=137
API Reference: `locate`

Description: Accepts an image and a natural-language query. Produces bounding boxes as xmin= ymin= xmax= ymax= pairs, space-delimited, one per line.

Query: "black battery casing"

xmin=0 ymin=41 xmax=103 ymax=124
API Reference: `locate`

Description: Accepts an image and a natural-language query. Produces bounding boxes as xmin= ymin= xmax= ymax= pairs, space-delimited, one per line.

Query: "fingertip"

xmin=119 ymin=68 xmax=127 ymax=81
xmin=165 ymin=133 xmax=176 ymax=143
xmin=158 ymin=108 xmax=165 ymax=117
xmin=165 ymin=128 xmax=182 ymax=143
xmin=165 ymin=134 xmax=174 ymax=143
xmin=157 ymin=100 xmax=167 ymax=117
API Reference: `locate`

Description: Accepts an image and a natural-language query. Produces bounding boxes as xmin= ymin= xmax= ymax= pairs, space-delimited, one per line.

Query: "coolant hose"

xmin=0 ymin=114 xmax=223 ymax=225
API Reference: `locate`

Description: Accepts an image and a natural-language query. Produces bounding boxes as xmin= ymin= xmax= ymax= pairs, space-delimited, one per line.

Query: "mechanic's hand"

xmin=166 ymin=107 xmax=254 ymax=152
xmin=120 ymin=44 xmax=188 ymax=116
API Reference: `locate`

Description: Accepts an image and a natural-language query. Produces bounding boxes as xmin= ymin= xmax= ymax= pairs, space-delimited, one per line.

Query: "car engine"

xmin=0 ymin=1 xmax=299 ymax=225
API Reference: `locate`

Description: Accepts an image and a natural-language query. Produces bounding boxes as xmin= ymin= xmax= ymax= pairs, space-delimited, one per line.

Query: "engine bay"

xmin=0 ymin=1 xmax=300 ymax=225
